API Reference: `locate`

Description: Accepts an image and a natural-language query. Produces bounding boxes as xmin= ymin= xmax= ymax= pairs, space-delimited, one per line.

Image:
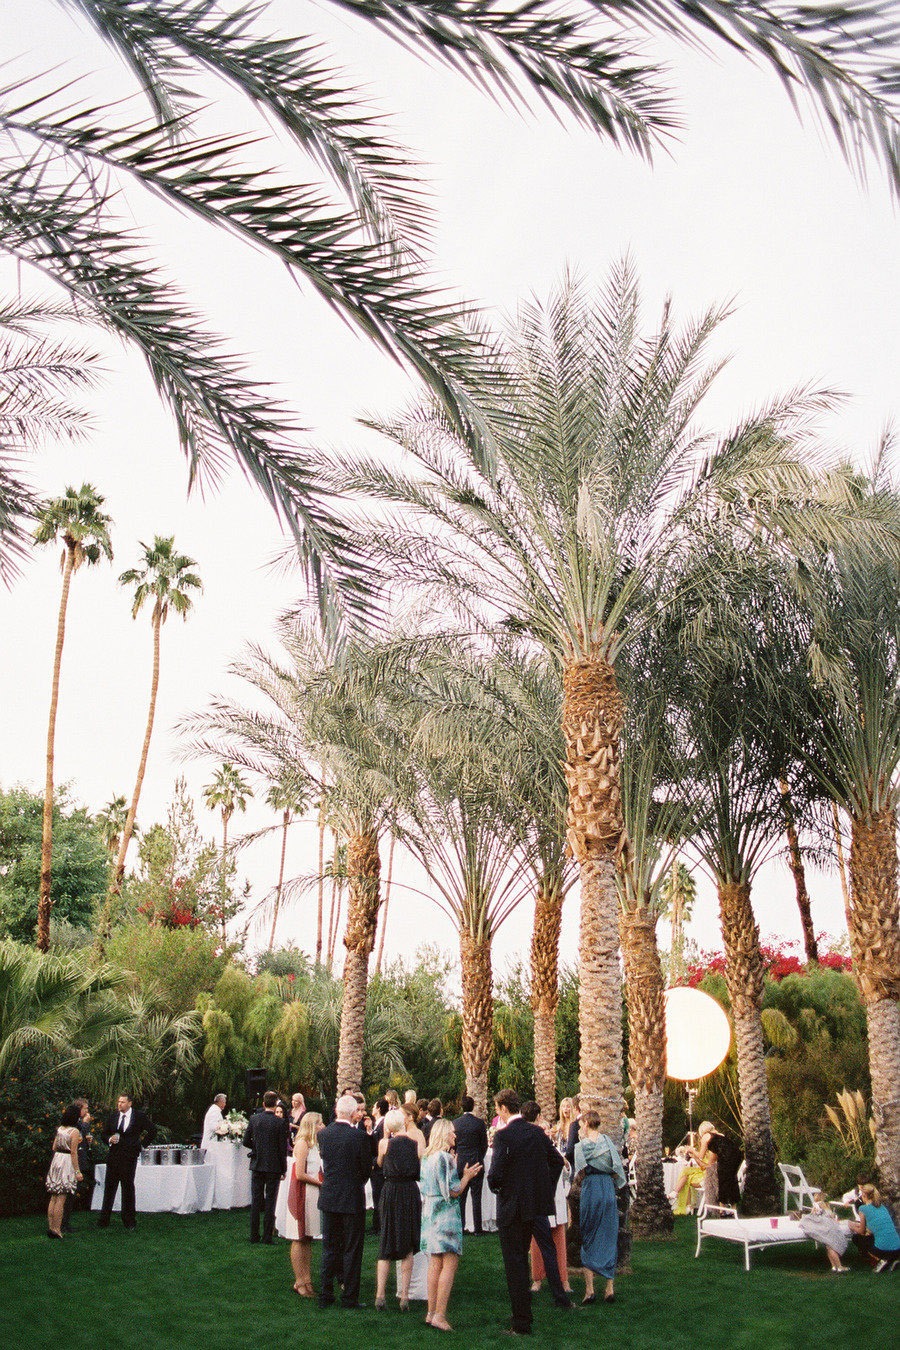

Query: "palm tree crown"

xmin=119 ymin=536 xmax=202 ymax=622
xmin=34 ymin=483 xmax=113 ymax=568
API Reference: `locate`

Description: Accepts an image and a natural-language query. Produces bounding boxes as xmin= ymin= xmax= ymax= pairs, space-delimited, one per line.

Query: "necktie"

xmin=119 ymin=1114 xmax=126 ymax=1132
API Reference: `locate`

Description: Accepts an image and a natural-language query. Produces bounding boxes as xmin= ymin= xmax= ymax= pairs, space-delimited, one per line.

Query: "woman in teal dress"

xmin=420 ymin=1118 xmax=482 ymax=1331
xmin=574 ymin=1110 xmax=627 ymax=1304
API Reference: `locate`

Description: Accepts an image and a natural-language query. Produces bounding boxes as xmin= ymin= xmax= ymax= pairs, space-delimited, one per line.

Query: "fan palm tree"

xmin=34 ymin=483 xmax=113 ymax=950
xmin=1 ymin=5 xmax=897 ymax=612
xmin=203 ymin=761 xmax=254 ymax=943
xmin=264 ymin=768 xmax=314 ymax=950
xmin=95 ymin=795 xmax=134 ymax=860
xmin=111 ymin=538 xmax=202 ymax=894
xmin=334 ymin=265 xmax=836 ymax=1135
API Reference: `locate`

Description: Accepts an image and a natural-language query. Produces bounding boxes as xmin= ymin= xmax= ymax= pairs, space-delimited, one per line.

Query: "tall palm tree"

xmin=34 ymin=483 xmax=113 ymax=950
xmin=786 ymin=464 xmax=900 ymax=1203
xmin=264 ymin=768 xmax=314 ymax=950
xmin=203 ymin=761 xmax=254 ymax=944
xmin=111 ymin=537 xmax=202 ymax=897
xmin=335 ymin=266 xmax=832 ymax=1135
xmin=2 ymin=5 xmax=897 ymax=609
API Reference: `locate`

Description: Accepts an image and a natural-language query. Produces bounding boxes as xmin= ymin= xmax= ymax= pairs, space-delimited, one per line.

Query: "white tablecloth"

xmin=91 ymin=1162 xmax=215 ymax=1215
xmin=663 ymin=1157 xmax=689 ymax=1204
xmin=207 ymin=1139 xmax=252 ymax=1208
xmin=463 ymin=1147 xmax=496 ymax=1233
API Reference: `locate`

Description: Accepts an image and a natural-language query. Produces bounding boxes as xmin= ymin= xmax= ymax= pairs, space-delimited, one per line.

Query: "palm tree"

xmin=95 ymin=795 xmax=134 ymax=860
xmin=264 ymin=768 xmax=314 ymax=950
xmin=660 ymin=859 xmax=696 ymax=986
xmin=786 ymin=466 xmax=900 ymax=1204
xmin=0 ymin=295 xmax=100 ymax=580
xmin=34 ymin=484 xmax=113 ymax=949
xmin=203 ymin=762 xmax=254 ymax=944
xmin=111 ymin=537 xmax=202 ymax=897
xmin=336 ymin=266 xmax=832 ymax=1136
xmin=1 ymin=6 xmax=897 ymax=609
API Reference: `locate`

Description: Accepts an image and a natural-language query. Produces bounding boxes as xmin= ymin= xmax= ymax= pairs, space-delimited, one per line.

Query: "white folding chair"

xmin=778 ymin=1163 xmax=817 ymax=1213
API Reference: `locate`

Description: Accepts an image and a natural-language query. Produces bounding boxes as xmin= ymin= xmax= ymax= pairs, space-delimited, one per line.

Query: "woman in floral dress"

xmin=419 ymin=1118 xmax=481 ymax=1331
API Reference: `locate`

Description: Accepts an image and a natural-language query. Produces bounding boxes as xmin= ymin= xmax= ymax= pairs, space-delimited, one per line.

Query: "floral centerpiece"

xmin=215 ymin=1109 xmax=248 ymax=1140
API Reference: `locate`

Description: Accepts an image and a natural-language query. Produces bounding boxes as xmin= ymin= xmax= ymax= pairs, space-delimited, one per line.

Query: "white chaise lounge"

xmin=695 ymin=1205 xmax=815 ymax=1271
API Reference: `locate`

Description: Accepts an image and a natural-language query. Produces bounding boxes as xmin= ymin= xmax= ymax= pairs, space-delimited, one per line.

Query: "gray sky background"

xmin=1 ymin=1 xmax=897 ymax=978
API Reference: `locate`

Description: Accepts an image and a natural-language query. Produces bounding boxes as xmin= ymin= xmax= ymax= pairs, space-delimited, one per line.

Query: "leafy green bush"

xmin=0 ymin=1054 xmax=83 ymax=1216
xmin=0 ymin=785 xmax=107 ymax=941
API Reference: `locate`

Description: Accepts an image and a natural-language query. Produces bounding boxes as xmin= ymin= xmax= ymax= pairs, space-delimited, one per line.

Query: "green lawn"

xmin=1 ymin=1210 xmax=892 ymax=1350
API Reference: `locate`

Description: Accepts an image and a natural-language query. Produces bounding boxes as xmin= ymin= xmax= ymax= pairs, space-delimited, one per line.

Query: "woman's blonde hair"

xmin=697 ymin=1120 xmax=716 ymax=1139
xmin=385 ymin=1089 xmax=400 ymax=1109
xmin=557 ymin=1097 xmax=573 ymax=1127
xmin=297 ymin=1111 xmax=322 ymax=1149
xmin=401 ymin=1102 xmax=418 ymax=1126
xmin=860 ymin=1183 xmax=882 ymax=1206
xmin=425 ymin=1117 xmax=455 ymax=1157
xmin=384 ymin=1109 xmax=406 ymax=1135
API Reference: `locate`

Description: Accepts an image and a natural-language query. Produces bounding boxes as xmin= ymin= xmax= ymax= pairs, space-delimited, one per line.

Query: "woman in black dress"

xmin=375 ymin=1109 xmax=422 ymax=1310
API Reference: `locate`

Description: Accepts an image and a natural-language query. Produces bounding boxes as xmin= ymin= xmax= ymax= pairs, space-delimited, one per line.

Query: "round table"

xmin=207 ymin=1138 xmax=252 ymax=1208
xmin=663 ymin=1157 xmax=689 ymax=1206
xmin=91 ymin=1161 xmax=215 ymax=1215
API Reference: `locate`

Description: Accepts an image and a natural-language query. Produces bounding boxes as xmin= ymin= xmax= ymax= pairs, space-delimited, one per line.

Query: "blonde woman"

xmin=673 ymin=1120 xmax=716 ymax=1215
xmin=401 ymin=1101 xmax=426 ymax=1158
xmin=375 ymin=1109 xmax=422 ymax=1309
xmin=385 ymin=1089 xmax=401 ymax=1111
xmin=849 ymin=1183 xmax=900 ymax=1269
xmin=553 ymin=1098 xmax=575 ymax=1152
xmin=420 ymin=1118 xmax=481 ymax=1331
xmin=284 ymin=1111 xmax=323 ymax=1296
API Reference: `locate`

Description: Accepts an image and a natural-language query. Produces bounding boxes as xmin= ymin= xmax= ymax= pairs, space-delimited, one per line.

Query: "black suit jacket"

xmin=243 ymin=1109 xmax=290 ymax=1175
xmin=452 ymin=1111 xmax=488 ymax=1164
xmin=421 ymin=1116 xmax=436 ymax=1143
xmin=487 ymin=1117 xmax=563 ymax=1226
xmin=104 ymin=1108 xmax=156 ymax=1162
xmin=318 ymin=1120 xmax=372 ymax=1214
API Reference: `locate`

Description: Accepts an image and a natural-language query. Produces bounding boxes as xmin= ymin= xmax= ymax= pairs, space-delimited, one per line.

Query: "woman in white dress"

xmin=45 ymin=1103 xmax=83 ymax=1239
xmin=283 ymin=1111 xmax=323 ymax=1296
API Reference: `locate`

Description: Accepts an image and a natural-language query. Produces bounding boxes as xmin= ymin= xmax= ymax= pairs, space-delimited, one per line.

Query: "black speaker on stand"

xmin=245 ymin=1067 xmax=267 ymax=1113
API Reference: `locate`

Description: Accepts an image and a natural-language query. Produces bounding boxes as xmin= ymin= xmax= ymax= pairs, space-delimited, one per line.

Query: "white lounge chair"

xmin=695 ymin=1206 xmax=813 ymax=1271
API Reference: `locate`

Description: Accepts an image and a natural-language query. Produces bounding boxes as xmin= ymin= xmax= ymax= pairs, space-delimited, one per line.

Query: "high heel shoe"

xmin=375 ymin=1298 xmax=387 ymax=1311
xmin=581 ymin=1294 xmax=596 ymax=1305
xmin=399 ymin=1299 xmax=410 ymax=1312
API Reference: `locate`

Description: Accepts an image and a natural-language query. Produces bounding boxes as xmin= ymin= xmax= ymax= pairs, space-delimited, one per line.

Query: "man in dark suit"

xmin=317 ymin=1093 xmax=372 ymax=1308
xmin=488 ymin=1089 xmax=571 ymax=1334
xmin=370 ymin=1098 xmax=389 ymax=1233
xmin=243 ymin=1090 xmax=290 ymax=1243
xmin=62 ymin=1098 xmax=94 ymax=1232
xmin=453 ymin=1095 xmax=488 ymax=1235
xmin=97 ymin=1092 xmax=156 ymax=1230
xmin=421 ymin=1097 xmax=441 ymax=1143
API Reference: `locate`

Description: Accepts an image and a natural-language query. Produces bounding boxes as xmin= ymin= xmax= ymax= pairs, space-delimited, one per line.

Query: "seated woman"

xmin=799 ymin=1192 xmax=851 ymax=1272
xmin=673 ymin=1121 xmax=718 ymax=1215
xmin=849 ymin=1184 xmax=900 ymax=1271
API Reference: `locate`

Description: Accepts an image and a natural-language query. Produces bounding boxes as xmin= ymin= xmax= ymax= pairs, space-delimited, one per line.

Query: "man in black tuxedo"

xmin=370 ymin=1098 xmax=389 ymax=1234
xmin=453 ymin=1095 xmax=488 ymax=1235
xmin=98 ymin=1092 xmax=156 ymax=1230
xmin=487 ymin=1089 xmax=570 ymax=1335
xmin=243 ymin=1090 xmax=290 ymax=1243
xmin=317 ymin=1093 xmax=372 ymax=1308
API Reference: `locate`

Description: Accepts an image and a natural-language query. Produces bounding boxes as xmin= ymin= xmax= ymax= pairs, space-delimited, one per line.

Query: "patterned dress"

xmin=45 ymin=1126 xmax=79 ymax=1195
xmin=420 ymin=1150 xmax=462 ymax=1256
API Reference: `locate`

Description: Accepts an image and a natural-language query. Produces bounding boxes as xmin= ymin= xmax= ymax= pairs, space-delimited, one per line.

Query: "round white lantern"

xmin=664 ymin=986 xmax=732 ymax=1082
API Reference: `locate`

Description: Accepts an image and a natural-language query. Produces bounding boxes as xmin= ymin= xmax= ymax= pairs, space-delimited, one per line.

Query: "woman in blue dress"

xmin=574 ymin=1110 xmax=627 ymax=1304
xmin=420 ymin=1117 xmax=482 ymax=1331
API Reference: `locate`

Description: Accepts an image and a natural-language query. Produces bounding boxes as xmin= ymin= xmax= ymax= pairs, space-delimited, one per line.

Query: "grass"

xmin=1 ymin=1209 xmax=893 ymax=1350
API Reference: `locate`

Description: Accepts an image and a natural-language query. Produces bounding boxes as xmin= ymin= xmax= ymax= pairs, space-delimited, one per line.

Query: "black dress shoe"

xmin=249 ymin=1237 xmax=260 ymax=1244
xmin=96 ymin=1219 xmax=110 ymax=1229
xmin=341 ymin=1302 xmax=368 ymax=1310
xmin=261 ymin=1237 xmax=273 ymax=1244
xmin=318 ymin=1299 xmax=335 ymax=1309
xmin=554 ymin=1298 xmax=576 ymax=1309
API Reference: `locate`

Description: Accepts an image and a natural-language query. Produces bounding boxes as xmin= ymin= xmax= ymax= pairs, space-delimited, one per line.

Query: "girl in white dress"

xmin=283 ymin=1111 xmax=323 ymax=1296
xmin=45 ymin=1104 xmax=83 ymax=1239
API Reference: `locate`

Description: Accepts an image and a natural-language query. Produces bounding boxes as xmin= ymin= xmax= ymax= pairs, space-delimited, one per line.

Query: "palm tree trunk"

xmin=619 ymin=907 xmax=673 ymax=1238
xmin=779 ymin=780 xmax=817 ymax=963
xmin=460 ymin=926 xmax=493 ymax=1121
xmin=374 ymin=833 xmax=395 ymax=977
xmin=530 ymin=878 xmax=563 ymax=1125
xmin=268 ymin=809 xmax=291 ymax=950
xmin=38 ymin=546 xmax=75 ymax=950
xmin=316 ymin=810 xmax=325 ymax=964
xmin=563 ymin=656 xmax=626 ymax=1141
xmin=847 ymin=808 xmax=900 ymax=1207
xmin=219 ymin=811 xmax=231 ymax=947
xmin=335 ymin=828 xmax=381 ymax=1093
xmin=113 ymin=608 xmax=162 ymax=892
xmin=718 ymin=879 xmax=778 ymax=1213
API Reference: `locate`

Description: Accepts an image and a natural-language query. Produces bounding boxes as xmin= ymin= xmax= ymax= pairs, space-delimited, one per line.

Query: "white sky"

xmin=1 ymin=2 xmax=896 ymax=980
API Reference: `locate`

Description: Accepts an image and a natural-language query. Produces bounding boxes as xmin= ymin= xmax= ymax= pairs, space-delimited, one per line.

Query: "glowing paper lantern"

xmin=664 ymin=986 xmax=732 ymax=1082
